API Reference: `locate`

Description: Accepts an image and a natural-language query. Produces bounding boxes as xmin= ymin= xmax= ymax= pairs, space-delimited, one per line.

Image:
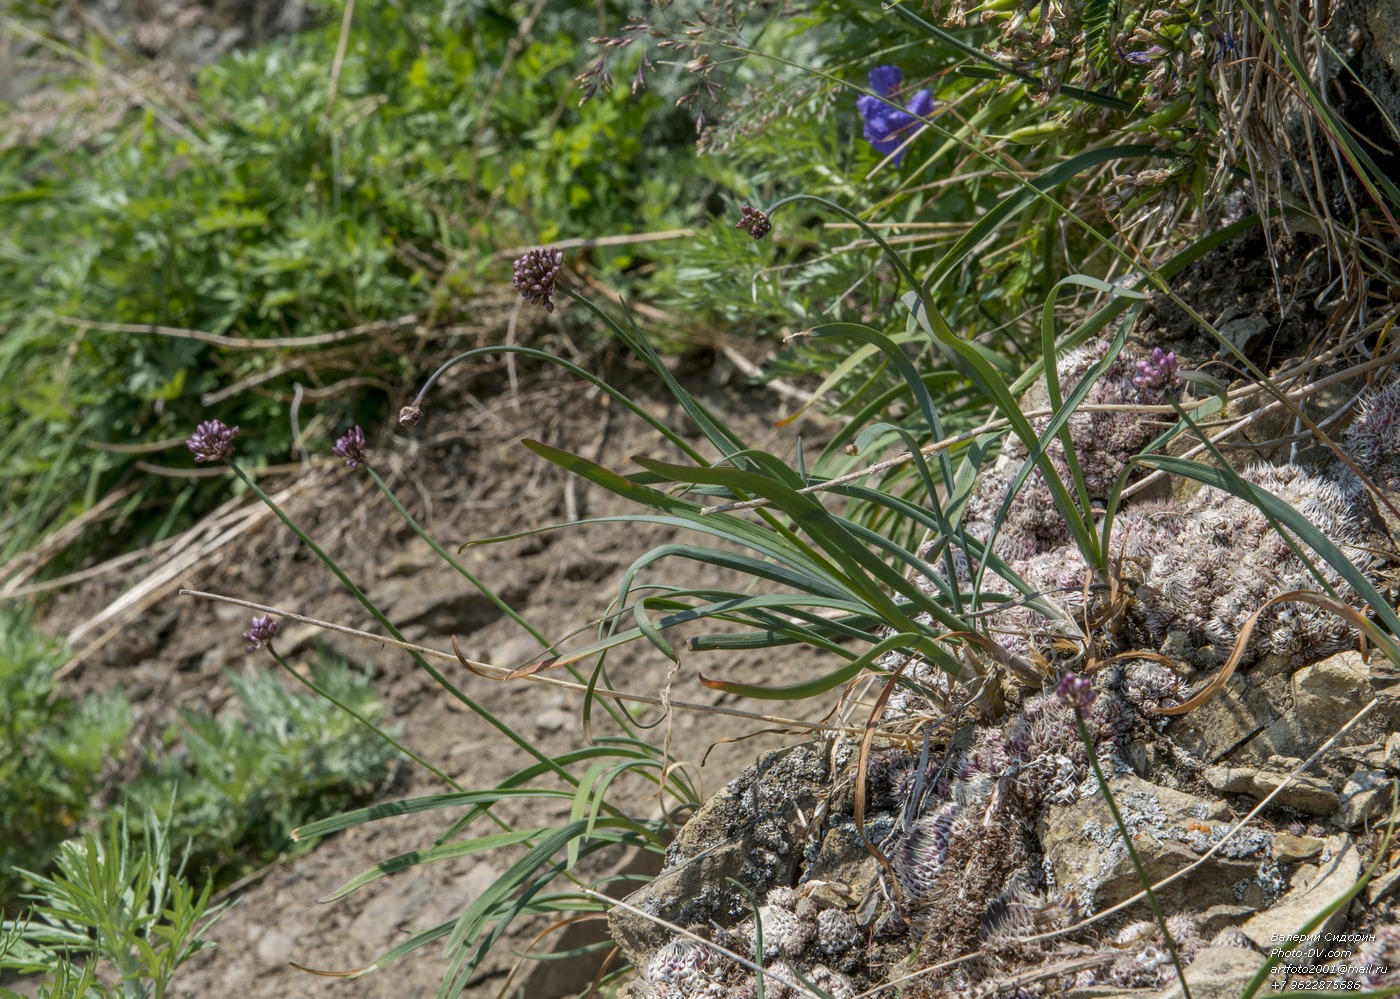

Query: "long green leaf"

xmin=924 ymin=145 xmax=1159 ymax=291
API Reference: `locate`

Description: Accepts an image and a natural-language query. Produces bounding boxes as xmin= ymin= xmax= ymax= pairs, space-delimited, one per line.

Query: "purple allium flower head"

xmin=398 ymin=402 xmax=425 ymax=426
xmin=1055 ymin=672 xmax=1096 ymax=714
xmin=1132 ymin=347 xmax=1180 ymax=392
xmin=855 ymin=65 xmax=935 ymax=165
xmin=736 ymin=204 xmax=772 ymax=240
xmin=242 ymin=614 xmax=278 ymax=652
xmin=333 ymin=425 xmax=367 ymax=468
xmin=512 ymin=247 xmax=563 ymax=312
xmin=186 ymin=419 xmax=239 ymax=463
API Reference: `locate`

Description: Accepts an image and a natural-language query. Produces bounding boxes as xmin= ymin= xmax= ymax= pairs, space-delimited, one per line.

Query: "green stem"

xmin=266 ymin=644 xmax=459 ymax=790
xmin=1075 ymin=711 xmax=1192 ymax=998
xmin=224 ymin=460 xmax=589 ymax=798
xmin=364 ymin=462 xmax=553 ymax=652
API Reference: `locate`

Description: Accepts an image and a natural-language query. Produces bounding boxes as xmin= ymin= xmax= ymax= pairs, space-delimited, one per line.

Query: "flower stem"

xmin=364 ymin=462 xmax=553 ymax=652
xmin=224 ymin=460 xmax=587 ymax=795
xmin=266 ymin=643 xmax=455 ymax=789
xmin=1075 ymin=713 xmax=1193 ymax=998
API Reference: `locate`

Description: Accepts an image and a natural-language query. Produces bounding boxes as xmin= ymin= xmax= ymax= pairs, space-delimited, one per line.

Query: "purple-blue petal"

xmin=907 ymin=89 xmax=935 ymax=118
xmin=869 ymin=65 xmax=902 ymax=97
xmin=856 ymin=94 xmax=888 ymax=120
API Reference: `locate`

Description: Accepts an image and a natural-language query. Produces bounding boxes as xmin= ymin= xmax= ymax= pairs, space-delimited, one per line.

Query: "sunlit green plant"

xmin=128 ymin=654 xmax=400 ymax=880
xmin=0 ymin=612 xmax=130 ymax=911
xmin=0 ymin=0 xmax=706 ymax=575
xmin=0 ymin=809 xmax=224 ymax=999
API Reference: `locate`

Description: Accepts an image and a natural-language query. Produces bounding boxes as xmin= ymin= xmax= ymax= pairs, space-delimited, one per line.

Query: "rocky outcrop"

xmin=607 ymin=347 xmax=1400 ymax=996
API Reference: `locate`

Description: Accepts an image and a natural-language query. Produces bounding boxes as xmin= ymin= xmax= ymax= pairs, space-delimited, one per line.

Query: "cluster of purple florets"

xmin=241 ymin=614 xmax=278 ymax=652
xmin=1132 ymin=347 xmax=1181 ymax=392
xmin=186 ymin=419 xmax=238 ymax=463
xmin=332 ymin=425 xmax=367 ymax=468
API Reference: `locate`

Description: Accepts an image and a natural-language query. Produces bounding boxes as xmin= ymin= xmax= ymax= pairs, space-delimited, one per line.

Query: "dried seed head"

xmin=512 ymin=247 xmax=564 ymax=312
xmin=398 ymin=402 xmax=425 ymax=426
xmin=333 ymin=425 xmax=367 ymax=468
xmin=736 ymin=204 xmax=772 ymax=240
xmin=186 ymin=419 xmax=239 ymax=463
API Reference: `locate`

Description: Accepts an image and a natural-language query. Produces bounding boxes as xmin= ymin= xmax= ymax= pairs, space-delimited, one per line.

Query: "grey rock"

xmin=1039 ymin=772 xmax=1272 ymax=914
xmin=1271 ymin=833 xmax=1328 ymax=863
xmin=1366 ymin=863 xmax=1400 ymax=905
xmin=1163 ymin=946 xmax=1270 ymax=999
xmin=255 ymin=929 xmax=296 ymax=969
xmin=608 ymin=743 xmax=829 ymax=970
xmin=1202 ymin=762 xmax=1340 ymax=815
xmin=1335 ymin=768 xmax=1393 ymax=829
xmin=1235 ymin=653 xmax=1377 ymax=765
xmin=1240 ymin=834 xmax=1359 ymax=951
xmin=533 ymin=707 xmax=576 ymax=734
xmin=799 ymin=813 xmax=880 ymax=912
xmin=1164 ymin=672 xmax=1276 ymax=765
xmin=1197 ymin=904 xmax=1261 ymax=938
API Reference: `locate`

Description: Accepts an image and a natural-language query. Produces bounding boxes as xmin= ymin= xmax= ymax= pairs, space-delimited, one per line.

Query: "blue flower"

xmin=855 ymin=65 xmax=934 ymax=165
xmin=1119 ymin=45 xmax=1167 ymax=65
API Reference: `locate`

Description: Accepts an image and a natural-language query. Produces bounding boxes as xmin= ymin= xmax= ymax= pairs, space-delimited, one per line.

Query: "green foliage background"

xmin=1 ymin=1 xmax=712 ymax=570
